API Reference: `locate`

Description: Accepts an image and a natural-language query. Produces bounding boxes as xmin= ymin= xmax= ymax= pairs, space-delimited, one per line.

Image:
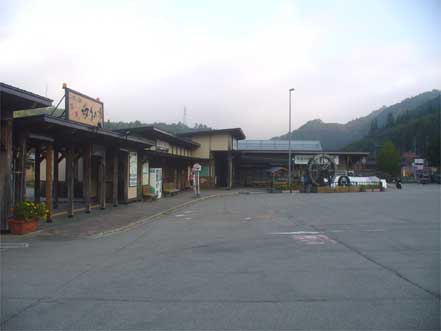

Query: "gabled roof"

xmin=113 ymin=126 xmax=200 ymax=149
xmin=178 ymin=128 xmax=246 ymax=140
xmin=0 ymin=82 xmax=53 ymax=111
xmin=237 ymin=140 xmax=323 ymax=152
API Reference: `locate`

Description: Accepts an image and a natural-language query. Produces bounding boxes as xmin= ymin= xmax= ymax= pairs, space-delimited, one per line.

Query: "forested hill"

xmin=14 ymin=108 xmax=212 ymax=135
xmin=343 ymin=95 xmax=440 ymax=166
xmin=103 ymin=120 xmax=211 ymax=134
xmin=271 ymin=90 xmax=440 ymax=151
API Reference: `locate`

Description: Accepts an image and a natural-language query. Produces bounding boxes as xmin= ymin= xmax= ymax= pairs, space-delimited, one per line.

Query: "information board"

xmin=129 ymin=152 xmax=138 ymax=187
xmin=142 ymin=162 xmax=149 ymax=185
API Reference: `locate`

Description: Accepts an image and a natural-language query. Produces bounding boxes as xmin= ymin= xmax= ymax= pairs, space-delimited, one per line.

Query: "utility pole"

xmin=183 ymin=106 xmax=187 ymax=126
xmin=288 ymin=88 xmax=295 ymax=194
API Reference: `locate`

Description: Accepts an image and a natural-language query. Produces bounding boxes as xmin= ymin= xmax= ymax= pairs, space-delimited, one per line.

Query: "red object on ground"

xmin=8 ymin=218 xmax=38 ymax=235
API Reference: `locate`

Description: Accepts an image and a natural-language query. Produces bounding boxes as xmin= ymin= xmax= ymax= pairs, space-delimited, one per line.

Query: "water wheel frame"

xmin=307 ymin=154 xmax=336 ymax=187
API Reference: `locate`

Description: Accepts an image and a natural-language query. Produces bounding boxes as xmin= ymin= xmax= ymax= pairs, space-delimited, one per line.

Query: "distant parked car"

xmin=431 ymin=173 xmax=441 ymax=184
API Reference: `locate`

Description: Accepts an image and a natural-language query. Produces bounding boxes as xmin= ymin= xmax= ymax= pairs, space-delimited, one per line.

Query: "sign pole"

xmin=197 ymin=171 xmax=200 ymax=197
xmin=192 ymin=163 xmax=202 ymax=198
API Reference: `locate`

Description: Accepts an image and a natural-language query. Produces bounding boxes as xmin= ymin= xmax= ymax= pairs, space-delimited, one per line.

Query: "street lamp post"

xmin=288 ymin=88 xmax=295 ymax=194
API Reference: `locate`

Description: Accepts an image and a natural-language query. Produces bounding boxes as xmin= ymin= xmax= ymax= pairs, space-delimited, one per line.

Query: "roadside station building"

xmin=0 ymin=82 xmax=369 ymax=231
xmin=1 ymin=83 xmax=53 ymax=230
xmin=0 ymin=83 xmax=248 ymax=230
xmin=113 ymin=126 xmax=203 ymax=194
xmin=178 ymin=128 xmax=246 ymax=189
xmin=233 ymin=140 xmax=369 ymax=187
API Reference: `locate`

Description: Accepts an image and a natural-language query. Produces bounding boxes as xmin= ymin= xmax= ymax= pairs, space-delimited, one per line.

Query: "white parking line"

xmin=271 ymin=231 xmax=320 ymax=235
xmin=0 ymin=243 xmax=29 ymax=249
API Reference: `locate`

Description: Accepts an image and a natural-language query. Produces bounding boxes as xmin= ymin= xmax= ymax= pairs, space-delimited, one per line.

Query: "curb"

xmin=90 ymin=192 xmax=239 ymax=239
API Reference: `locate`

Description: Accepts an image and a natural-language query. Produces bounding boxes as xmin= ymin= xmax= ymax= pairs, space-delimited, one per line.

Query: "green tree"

xmin=369 ymin=118 xmax=378 ymax=136
xmin=386 ymin=112 xmax=395 ymax=128
xmin=377 ymin=140 xmax=401 ymax=176
xmin=427 ymin=135 xmax=440 ymax=167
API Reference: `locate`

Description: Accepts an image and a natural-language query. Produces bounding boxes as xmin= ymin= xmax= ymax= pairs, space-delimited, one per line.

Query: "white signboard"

xmin=294 ymin=154 xmax=339 ymax=165
xmin=142 ymin=162 xmax=149 ymax=185
xmin=129 ymin=152 xmax=138 ymax=187
xmin=294 ymin=155 xmax=312 ymax=165
xmin=156 ymin=140 xmax=170 ymax=152
xmin=192 ymin=163 xmax=202 ymax=172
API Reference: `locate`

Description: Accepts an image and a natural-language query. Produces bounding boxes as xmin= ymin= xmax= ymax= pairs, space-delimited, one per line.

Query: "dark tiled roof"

xmin=178 ymin=128 xmax=246 ymax=140
xmin=237 ymin=140 xmax=323 ymax=152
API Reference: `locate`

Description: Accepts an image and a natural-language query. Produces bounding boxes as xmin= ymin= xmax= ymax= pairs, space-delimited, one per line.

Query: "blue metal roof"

xmin=236 ymin=139 xmax=322 ymax=152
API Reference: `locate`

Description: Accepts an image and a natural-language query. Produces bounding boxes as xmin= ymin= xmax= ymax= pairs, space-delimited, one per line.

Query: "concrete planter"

xmin=8 ymin=218 xmax=39 ymax=235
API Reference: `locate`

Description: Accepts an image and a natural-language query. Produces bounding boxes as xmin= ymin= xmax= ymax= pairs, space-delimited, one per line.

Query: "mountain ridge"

xmin=272 ymin=89 xmax=441 ymax=151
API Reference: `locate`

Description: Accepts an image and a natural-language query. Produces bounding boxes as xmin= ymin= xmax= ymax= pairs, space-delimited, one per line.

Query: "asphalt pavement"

xmin=1 ymin=184 xmax=440 ymax=330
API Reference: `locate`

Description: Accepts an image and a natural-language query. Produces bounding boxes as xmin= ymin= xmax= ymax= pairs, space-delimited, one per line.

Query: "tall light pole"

xmin=288 ymin=88 xmax=295 ymax=194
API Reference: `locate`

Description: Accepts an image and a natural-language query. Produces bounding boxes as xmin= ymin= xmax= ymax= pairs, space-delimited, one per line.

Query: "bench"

xmin=163 ymin=183 xmax=180 ymax=197
xmin=142 ymin=186 xmax=157 ymax=201
xmin=143 ymin=193 xmax=157 ymax=201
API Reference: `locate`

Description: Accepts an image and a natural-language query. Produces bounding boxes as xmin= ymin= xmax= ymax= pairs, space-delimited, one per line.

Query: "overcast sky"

xmin=1 ymin=0 xmax=440 ymax=138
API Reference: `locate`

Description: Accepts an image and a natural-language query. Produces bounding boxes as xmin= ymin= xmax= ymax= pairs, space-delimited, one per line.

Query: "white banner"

xmin=156 ymin=140 xmax=170 ymax=152
xmin=294 ymin=154 xmax=339 ymax=165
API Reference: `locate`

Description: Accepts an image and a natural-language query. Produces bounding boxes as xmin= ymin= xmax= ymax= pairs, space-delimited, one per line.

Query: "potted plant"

xmin=8 ymin=201 xmax=48 ymax=235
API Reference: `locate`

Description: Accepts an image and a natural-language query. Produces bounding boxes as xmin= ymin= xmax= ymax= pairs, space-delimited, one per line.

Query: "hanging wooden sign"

xmin=64 ymin=87 xmax=104 ymax=127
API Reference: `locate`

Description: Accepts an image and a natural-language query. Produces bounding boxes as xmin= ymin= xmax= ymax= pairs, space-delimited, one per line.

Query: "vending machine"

xmin=149 ymin=168 xmax=163 ymax=199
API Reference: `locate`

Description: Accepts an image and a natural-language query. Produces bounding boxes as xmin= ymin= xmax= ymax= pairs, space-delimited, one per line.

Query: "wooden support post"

xmin=99 ymin=151 xmax=106 ymax=210
xmin=122 ymin=152 xmax=128 ymax=204
xmin=53 ymin=147 xmax=59 ymax=209
xmin=15 ymin=133 xmax=27 ymax=204
xmin=34 ymin=147 xmax=41 ymax=203
xmin=0 ymin=110 xmax=13 ymax=230
xmin=66 ymin=144 xmax=74 ymax=217
xmin=45 ymin=144 xmax=53 ymax=221
xmin=137 ymin=151 xmax=143 ymax=201
xmin=227 ymin=153 xmax=233 ymax=189
xmin=174 ymin=167 xmax=178 ymax=190
xmin=112 ymin=151 xmax=118 ymax=207
xmin=83 ymin=144 xmax=92 ymax=213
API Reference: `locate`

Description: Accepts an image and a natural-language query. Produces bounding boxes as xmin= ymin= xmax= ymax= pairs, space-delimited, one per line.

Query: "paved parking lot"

xmin=1 ymin=185 xmax=440 ymax=330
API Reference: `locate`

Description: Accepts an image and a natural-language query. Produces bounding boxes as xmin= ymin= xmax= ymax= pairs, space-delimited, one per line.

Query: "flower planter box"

xmin=8 ymin=218 xmax=38 ymax=235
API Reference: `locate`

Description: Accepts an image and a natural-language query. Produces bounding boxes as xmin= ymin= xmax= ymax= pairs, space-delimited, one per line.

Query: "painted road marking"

xmin=184 ymin=211 xmax=192 ymax=214
xmin=0 ymin=243 xmax=29 ymax=249
xmin=363 ymin=229 xmax=385 ymax=232
xmin=184 ymin=217 xmax=192 ymax=220
xmin=175 ymin=214 xmax=185 ymax=217
xmin=241 ymin=217 xmax=253 ymax=221
xmin=292 ymin=234 xmax=336 ymax=245
xmin=271 ymin=231 xmax=335 ymax=245
xmin=271 ymin=231 xmax=320 ymax=235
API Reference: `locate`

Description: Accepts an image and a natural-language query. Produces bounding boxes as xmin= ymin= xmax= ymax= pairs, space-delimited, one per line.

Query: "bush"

xmin=14 ymin=201 xmax=48 ymax=221
xmin=377 ymin=141 xmax=401 ymax=176
xmin=273 ymin=182 xmax=302 ymax=191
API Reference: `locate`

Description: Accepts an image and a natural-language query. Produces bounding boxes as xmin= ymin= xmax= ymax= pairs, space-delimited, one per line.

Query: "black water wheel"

xmin=307 ymin=154 xmax=336 ymax=187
